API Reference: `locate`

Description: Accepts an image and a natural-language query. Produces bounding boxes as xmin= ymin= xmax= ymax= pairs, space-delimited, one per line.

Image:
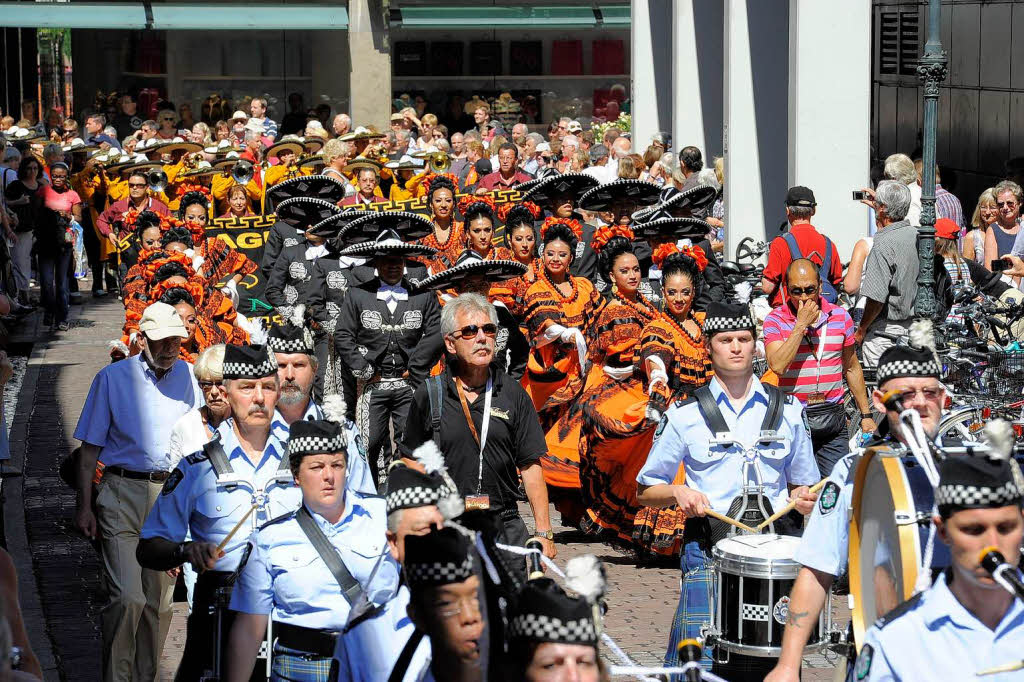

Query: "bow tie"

xmin=305 ymin=244 xmax=327 ymax=260
xmin=376 ymin=284 xmax=408 ymax=302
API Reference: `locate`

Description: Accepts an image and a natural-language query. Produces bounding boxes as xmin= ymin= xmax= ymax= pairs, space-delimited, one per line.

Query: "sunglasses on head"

xmin=449 ymin=323 xmax=498 ymax=340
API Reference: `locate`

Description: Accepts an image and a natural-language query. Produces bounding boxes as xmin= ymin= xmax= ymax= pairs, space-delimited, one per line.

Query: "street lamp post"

xmin=915 ymin=0 xmax=948 ymax=319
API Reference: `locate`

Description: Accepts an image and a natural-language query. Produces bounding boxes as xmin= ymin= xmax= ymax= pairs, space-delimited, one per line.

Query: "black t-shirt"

xmin=400 ymin=368 xmax=547 ymax=513
xmin=3 ymin=178 xmax=38 ymax=232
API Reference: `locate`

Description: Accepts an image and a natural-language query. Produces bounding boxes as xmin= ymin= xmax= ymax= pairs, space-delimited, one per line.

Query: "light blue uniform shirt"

xmin=334 ymin=584 xmax=422 ymax=682
xmin=230 ymin=493 xmax=400 ymax=631
xmin=140 ymin=422 xmax=301 ymax=571
xmin=637 ymin=376 xmax=819 ymax=514
xmin=74 ymin=354 xmax=201 ymax=471
xmin=793 ymin=452 xmax=858 ymax=576
xmin=857 ymin=570 xmax=1024 ymax=681
xmin=270 ymin=400 xmax=375 ymax=495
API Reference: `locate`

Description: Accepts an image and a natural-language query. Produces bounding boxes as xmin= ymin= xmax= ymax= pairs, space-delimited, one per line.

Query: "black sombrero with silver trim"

xmin=413 ymin=250 xmax=527 ymax=293
xmin=633 ymin=183 xmax=718 ymax=223
xmin=403 ymin=526 xmax=475 ymax=588
xmin=577 ymin=178 xmax=662 ymax=211
xmin=333 ymin=211 xmax=435 ymax=249
xmin=338 ymin=229 xmax=437 ymax=259
xmin=267 ymin=321 xmax=314 ymax=355
xmin=307 ymin=210 xmax=378 ymax=240
xmin=275 ymin=196 xmax=343 ymax=229
xmin=630 ymin=216 xmax=712 ymax=240
xmin=507 ymin=578 xmax=599 ymax=647
xmin=287 ymin=419 xmax=347 ymax=465
xmin=703 ymin=301 xmax=755 ymax=336
xmin=267 ymin=174 xmax=347 ymax=206
xmin=521 ymin=172 xmax=600 ymax=205
xmin=222 ymin=343 xmax=277 ymax=379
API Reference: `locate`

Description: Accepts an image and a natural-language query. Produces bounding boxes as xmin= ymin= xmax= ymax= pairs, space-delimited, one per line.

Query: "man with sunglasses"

xmin=96 ymin=169 xmax=169 ymax=296
xmin=400 ymin=293 xmax=555 ymax=559
xmin=764 ymin=258 xmax=875 ymax=477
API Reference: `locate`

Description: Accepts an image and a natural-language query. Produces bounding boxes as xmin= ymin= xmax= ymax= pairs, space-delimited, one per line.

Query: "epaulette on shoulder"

xmin=673 ymin=395 xmax=697 ymax=409
xmin=184 ymin=452 xmax=209 ymax=465
xmin=259 ymin=509 xmax=298 ymax=531
xmin=873 ymin=591 xmax=925 ymax=630
xmin=785 ymin=393 xmax=799 ymax=405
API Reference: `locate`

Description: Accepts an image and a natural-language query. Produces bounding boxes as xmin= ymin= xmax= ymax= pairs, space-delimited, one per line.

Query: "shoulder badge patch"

xmin=161 ymin=468 xmax=184 ymax=496
xmin=818 ymin=481 xmax=840 ymax=515
xmin=801 ymin=409 xmax=811 ymax=439
xmin=654 ymin=413 xmax=669 ymax=442
xmin=855 ymin=643 xmax=873 ymax=680
xmin=185 ymin=452 xmax=209 ymax=465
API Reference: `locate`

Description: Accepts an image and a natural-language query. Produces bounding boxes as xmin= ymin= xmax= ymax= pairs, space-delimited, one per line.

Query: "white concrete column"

xmin=788 ymin=0 xmax=872 ymax=258
xmin=348 ymin=0 xmax=391 ymax=131
xmin=723 ymin=0 xmax=790 ymax=260
xmin=671 ymin=1 xmax=724 ymax=160
xmin=631 ymin=0 xmax=672 ymax=151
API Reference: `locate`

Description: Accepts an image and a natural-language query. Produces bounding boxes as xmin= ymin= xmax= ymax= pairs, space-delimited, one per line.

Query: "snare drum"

xmin=711 ymin=534 xmax=830 ymax=657
xmin=849 ymin=446 xmax=951 ymax=652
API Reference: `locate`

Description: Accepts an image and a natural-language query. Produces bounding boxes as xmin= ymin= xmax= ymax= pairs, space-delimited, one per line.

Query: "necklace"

xmin=612 ymin=286 xmax=657 ymax=322
xmin=662 ymin=308 xmax=702 ymax=346
xmin=539 ymin=266 xmax=579 ymax=304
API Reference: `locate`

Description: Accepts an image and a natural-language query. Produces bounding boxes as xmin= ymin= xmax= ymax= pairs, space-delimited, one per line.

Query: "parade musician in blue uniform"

xmin=635 ymin=301 xmax=820 ymax=679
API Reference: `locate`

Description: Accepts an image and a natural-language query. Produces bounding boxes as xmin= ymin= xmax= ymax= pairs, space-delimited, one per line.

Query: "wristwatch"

xmin=860 ymin=413 xmax=873 ymax=420
xmin=534 ymin=530 xmax=554 ymax=540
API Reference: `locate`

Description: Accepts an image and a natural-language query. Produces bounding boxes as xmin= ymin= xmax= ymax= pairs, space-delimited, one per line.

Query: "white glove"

xmin=560 ymin=327 xmax=581 ymax=344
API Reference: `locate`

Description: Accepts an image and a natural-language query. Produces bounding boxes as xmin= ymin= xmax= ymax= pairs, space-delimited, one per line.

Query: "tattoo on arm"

xmin=788 ymin=609 xmax=810 ymax=629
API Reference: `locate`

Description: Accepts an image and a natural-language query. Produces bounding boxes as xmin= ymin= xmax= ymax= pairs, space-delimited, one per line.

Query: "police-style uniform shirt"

xmin=229 ymin=493 xmax=400 ymax=632
xmin=334 ymin=276 xmax=442 ymax=385
xmin=857 ymin=570 xmax=1024 ymax=681
xmin=75 ymin=354 xmax=201 ymax=472
xmin=140 ymin=422 xmax=301 ymax=571
xmin=336 ymin=585 xmax=424 ymax=682
xmin=270 ymin=400 xmax=375 ymax=494
xmin=793 ymin=450 xmax=857 ymax=576
xmin=637 ymin=376 xmax=819 ymax=515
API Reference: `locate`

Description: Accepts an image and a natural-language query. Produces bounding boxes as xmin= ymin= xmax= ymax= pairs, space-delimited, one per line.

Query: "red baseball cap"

xmin=935 ymin=218 xmax=960 ymax=240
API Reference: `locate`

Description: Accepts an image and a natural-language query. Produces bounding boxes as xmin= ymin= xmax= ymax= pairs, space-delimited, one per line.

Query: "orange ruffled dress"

xmin=417 ymin=220 xmax=465 ymax=274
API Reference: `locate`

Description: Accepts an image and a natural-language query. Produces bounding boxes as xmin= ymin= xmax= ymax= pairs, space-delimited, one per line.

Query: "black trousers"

xmin=177 ymin=571 xmax=234 ymax=682
xmin=357 ymin=380 xmax=412 ymax=486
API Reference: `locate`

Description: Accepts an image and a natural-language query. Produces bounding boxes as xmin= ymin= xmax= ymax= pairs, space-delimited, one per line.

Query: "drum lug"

xmin=894 ymin=511 xmax=932 ymax=526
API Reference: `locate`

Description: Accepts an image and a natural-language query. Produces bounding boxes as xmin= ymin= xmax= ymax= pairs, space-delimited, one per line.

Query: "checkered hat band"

xmin=936 ymin=480 xmax=1022 ymax=509
xmin=703 ymin=315 xmax=754 ymax=333
xmin=405 ymin=554 xmax=474 ymax=586
xmin=386 ymin=485 xmax=441 ymax=514
xmin=508 ymin=614 xmax=597 ymax=645
xmin=876 ymin=359 xmax=940 ymax=384
xmin=287 ymin=434 xmax=346 ymax=457
xmin=222 ymin=353 xmax=277 ymax=379
xmin=268 ymin=336 xmax=313 ymax=354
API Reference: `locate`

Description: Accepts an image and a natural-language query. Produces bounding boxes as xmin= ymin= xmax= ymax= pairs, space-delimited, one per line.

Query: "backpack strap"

xmin=693 ymin=385 xmax=730 ymax=436
xmin=202 ymin=433 xmax=235 ymax=483
xmin=821 ymin=236 xmax=833 ymax=278
xmin=782 ymin=233 xmax=804 ymax=261
xmin=426 ymin=375 xmax=445 ymax=450
xmin=760 ymin=384 xmax=785 ymax=434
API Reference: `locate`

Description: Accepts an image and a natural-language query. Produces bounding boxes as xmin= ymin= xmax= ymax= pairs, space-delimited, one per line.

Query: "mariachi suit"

xmin=260 ymin=220 xmax=305 ymax=283
xmin=334 ymin=277 xmax=442 ymax=484
xmin=264 ymin=239 xmax=321 ymax=322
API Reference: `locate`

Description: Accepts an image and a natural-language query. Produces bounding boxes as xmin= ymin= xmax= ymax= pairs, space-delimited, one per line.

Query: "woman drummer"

xmin=227 ymin=413 xmax=405 ymax=681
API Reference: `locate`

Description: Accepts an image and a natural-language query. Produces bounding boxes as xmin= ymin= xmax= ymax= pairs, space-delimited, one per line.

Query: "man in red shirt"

xmin=477 ymin=143 xmax=532 ymax=191
xmin=760 ymin=186 xmax=843 ymax=307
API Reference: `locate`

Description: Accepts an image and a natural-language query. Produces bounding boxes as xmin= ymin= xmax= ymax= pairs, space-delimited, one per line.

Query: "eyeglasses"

xmin=894 ymin=387 xmax=943 ymax=402
xmin=128 ymin=182 xmax=147 ymax=188
xmin=448 ymin=323 xmax=498 ymax=340
xmin=198 ymin=380 xmax=224 ymax=390
xmin=788 ymin=285 xmax=819 ymax=296
xmin=435 ymin=594 xmax=481 ymax=620
xmin=997 ymin=201 xmax=1019 ymax=209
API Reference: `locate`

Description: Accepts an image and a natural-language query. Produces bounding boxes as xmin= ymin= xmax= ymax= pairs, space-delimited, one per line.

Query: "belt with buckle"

xmin=104 ymin=465 xmax=170 ymax=482
xmin=274 ymin=622 xmax=339 ymax=657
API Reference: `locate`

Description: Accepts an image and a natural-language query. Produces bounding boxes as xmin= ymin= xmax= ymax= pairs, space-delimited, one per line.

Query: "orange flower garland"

xmin=142 ymin=251 xmax=195 ymax=283
xmin=496 ymin=201 xmax=541 ymax=223
xmin=592 ymin=224 xmax=635 ymax=252
xmin=652 ymin=242 xmax=708 ymax=272
xmin=424 ymin=173 xmax=458 ymax=194
xmin=149 ymin=278 xmax=206 ymax=308
xmin=540 ymin=216 xmax=583 ymax=241
xmin=457 ymin=193 xmax=497 ymax=216
xmin=176 ymin=182 xmax=212 ymax=203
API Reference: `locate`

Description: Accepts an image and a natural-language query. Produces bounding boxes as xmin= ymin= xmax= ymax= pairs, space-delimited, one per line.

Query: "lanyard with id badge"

xmin=804 ymin=312 xmax=829 ymax=406
xmin=456 ymin=377 xmax=492 ymax=510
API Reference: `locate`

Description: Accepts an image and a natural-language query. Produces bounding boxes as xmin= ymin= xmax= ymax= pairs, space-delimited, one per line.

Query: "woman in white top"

xmin=167 ymin=344 xmax=230 ymax=467
xmin=320 ymin=138 xmax=349 ymax=184
xmin=964 ymin=187 xmax=997 ymax=262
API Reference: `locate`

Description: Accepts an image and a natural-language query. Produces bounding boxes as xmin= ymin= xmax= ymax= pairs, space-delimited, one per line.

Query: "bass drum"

xmin=848 ymin=446 xmax=950 ymax=651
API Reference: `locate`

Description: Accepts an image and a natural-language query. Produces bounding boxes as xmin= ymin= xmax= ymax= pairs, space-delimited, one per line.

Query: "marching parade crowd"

xmin=1 ymin=89 xmax=1024 ymax=682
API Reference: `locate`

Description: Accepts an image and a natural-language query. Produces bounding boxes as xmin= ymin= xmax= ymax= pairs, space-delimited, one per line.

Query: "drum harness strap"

xmin=694 ymin=384 xmax=786 ymax=536
xmin=204 ymin=433 xmax=293 ymax=524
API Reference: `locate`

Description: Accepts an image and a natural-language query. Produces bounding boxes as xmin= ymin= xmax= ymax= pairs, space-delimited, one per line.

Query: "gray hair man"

xmin=400 ymin=293 xmax=556 ymax=560
xmin=854 ymin=180 xmax=918 ymax=365
xmin=884 ymin=152 xmax=921 ymax=226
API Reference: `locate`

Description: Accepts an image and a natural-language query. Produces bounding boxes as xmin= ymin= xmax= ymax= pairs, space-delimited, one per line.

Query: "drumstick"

xmin=705 ymin=509 xmax=757 ymax=534
xmin=976 ymin=660 xmax=1024 ymax=676
xmin=215 ymin=502 xmax=258 ymax=555
xmin=755 ymin=479 xmax=828 ymax=531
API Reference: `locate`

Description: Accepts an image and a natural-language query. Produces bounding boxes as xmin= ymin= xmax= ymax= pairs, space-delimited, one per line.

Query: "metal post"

xmin=914 ymin=0 xmax=948 ymax=319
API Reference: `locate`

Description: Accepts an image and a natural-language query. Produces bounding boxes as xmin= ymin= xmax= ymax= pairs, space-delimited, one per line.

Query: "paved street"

xmin=3 ymin=285 xmax=846 ymax=681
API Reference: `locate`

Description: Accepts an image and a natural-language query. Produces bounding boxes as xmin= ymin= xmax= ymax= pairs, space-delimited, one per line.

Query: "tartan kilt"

xmin=270 ymin=643 xmax=336 ymax=682
xmin=665 ymin=539 xmax=717 ymax=678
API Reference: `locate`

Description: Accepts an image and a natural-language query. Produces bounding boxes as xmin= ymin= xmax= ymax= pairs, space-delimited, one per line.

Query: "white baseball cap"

xmin=231 ymin=110 xmax=249 ymax=122
xmin=139 ymin=302 xmax=187 ymax=340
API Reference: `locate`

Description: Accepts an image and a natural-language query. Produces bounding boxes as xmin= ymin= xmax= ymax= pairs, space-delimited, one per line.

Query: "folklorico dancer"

xmin=521 ymin=172 xmax=600 ymax=282
xmin=416 ymin=174 xmax=464 ymax=273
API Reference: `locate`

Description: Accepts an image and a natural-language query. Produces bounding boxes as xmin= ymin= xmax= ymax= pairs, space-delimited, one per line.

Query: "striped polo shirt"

xmin=762 ymin=300 xmax=855 ymax=405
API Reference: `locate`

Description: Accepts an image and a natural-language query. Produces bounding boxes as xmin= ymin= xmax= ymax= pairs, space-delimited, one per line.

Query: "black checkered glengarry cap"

xmin=222 ymin=344 xmax=277 ymax=379
xmin=936 ymin=455 xmax=1023 ymax=517
xmin=876 ymin=345 xmax=940 ymax=384
xmin=267 ymin=323 xmax=314 ymax=354
xmin=287 ymin=419 xmax=346 ymax=462
xmin=507 ymin=614 xmax=597 ymax=645
xmin=385 ymin=464 xmax=451 ymax=514
xmin=703 ymin=301 xmax=755 ymax=335
xmin=507 ymin=577 xmax=598 ymax=647
xmin=403 ymin=526 xmax=475 ymax=588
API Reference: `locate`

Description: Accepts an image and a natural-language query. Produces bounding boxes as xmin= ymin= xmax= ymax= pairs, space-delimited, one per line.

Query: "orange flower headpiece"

xmin=653 ymin=242 xmax=708 ymax=272
xmin=176 ymin=182 xmax=212 ymax=203
xmin=592 ymin=224 xmax=635 ymax=253
xmin=497 ymin=201 xmax=541 ymax=223
xmin=424 ymin=173 xmax=458 ymax=195
xmin=458 ymin=193 xmax=497 ymax=217
xmin=148 ymin=277 xmax=206 ymax=309
xmin=540 ymin=216 xmax=583 ymax=242
xmin=142 ymin=251 xmax=196 ymax=284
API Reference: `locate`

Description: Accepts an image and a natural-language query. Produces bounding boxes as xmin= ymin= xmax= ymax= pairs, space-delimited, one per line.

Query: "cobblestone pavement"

xmin=5 ymin=286 xmax=846 ymax=681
